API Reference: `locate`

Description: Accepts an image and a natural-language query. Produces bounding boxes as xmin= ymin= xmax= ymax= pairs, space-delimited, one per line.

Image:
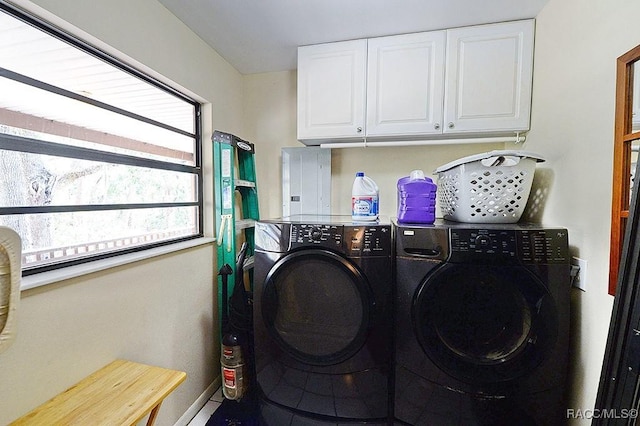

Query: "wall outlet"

xmin=571 ymin=257 xmax=587 ymax=292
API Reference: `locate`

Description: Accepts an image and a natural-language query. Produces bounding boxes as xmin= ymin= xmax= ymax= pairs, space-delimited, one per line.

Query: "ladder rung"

xmin=236 ymin=219 xmax=256 ymax=230
xmin=235 ymin=179 xmax=256 ymax=188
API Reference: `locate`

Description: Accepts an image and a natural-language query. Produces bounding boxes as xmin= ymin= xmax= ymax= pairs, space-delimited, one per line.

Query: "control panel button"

xmin=309 ymin=227 xmax=323 ymax=241
xmin=475 ymin=235 xmax=492 ymax=247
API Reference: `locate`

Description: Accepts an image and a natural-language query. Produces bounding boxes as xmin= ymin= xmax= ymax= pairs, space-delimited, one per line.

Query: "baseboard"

xmin=174 ymin=376 xmax=221 ymax=426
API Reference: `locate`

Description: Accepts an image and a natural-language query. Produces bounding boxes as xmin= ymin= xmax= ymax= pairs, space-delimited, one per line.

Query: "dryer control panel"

xmin=288 ymin=223 xmax=391 ymax=257
xmin=290 ymin=223 xmax=343 ymax=249
xmin=344 ymin=225 xmax=392 ymax=257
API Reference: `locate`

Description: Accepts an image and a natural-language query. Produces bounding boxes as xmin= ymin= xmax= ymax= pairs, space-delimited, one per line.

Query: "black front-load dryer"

xmin=393 ymin=221 xmax=570 ymax=426
xmin=254 ymin=215 xmax=393 ymax=425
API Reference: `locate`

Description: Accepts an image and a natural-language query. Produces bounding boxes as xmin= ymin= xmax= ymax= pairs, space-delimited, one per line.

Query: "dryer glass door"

xmin=262 ymin=249 xmax=372 ymax=366
xmin=413 ymin=264 xmax=558 ymax=383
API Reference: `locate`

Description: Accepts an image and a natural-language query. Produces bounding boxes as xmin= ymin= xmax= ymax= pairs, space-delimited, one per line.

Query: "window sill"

xmin=21 ymin=237 xmax=216 ymax=291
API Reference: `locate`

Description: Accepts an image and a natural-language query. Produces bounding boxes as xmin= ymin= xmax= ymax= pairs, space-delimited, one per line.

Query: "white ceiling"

xmin=157 ymin=0 xmax=549 ymax=75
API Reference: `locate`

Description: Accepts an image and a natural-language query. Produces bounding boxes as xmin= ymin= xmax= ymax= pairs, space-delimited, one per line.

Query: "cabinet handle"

xmin=434 ymin=123 xmax=440 ymax=130
xmin=356 ymin=127 xmax=363 ymax=133
xmin=448 ymin=122 xmax=455 ymax=129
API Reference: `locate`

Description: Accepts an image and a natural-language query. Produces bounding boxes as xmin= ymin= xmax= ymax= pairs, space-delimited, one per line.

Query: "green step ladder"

xmin=213 ymin=130 xmax=259 ymax=332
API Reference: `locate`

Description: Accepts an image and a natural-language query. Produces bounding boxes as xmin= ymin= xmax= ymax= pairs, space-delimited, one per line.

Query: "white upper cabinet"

xmin=444 ymin=20 xmax=534 ymax=134
xmin=297 ymin=39 xmax=367 ymax=140
xmin=366 ymin=31 xmax=446 ymax=137
xmin=297 ymin=19 xmax=535 ymax=144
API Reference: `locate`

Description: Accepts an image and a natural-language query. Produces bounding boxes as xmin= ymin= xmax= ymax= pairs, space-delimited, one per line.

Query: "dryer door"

xmin=262 ymin=249 xmax=372 ymax=366
xmin=413 ymin=263 xmax=558 ymax=383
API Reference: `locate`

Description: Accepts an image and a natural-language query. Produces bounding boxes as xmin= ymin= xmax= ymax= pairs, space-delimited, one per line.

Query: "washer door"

xmin=262 ymin=249 xmax=372 ymax=366
xmin=413 ymin=263 xmax=558 ymax=383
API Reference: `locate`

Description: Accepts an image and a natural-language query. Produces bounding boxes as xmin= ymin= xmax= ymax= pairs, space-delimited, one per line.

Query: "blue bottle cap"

xmin=356 ymin=172 xmax=364 ymax=177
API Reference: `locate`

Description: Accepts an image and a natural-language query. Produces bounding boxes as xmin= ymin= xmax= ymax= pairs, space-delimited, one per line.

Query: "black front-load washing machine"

xmin=254 ymin=215 xmax=393 ymax=425
xmin=393 ymin=221 xmax=570 ymax=426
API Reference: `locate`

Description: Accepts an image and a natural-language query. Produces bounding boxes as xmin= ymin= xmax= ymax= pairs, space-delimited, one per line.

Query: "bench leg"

xmin=146 ymin=402 xmax=162 ymax=426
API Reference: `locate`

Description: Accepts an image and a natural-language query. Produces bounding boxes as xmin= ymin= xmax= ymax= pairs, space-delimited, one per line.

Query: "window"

xmin=0 ymin=3 xmax=202 ymax=275
xmin=609 ymin=45 xmax=640 ymax=295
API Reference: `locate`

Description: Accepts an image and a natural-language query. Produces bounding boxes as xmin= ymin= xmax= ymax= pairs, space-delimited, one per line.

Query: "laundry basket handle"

xmin=434 ymin=150 xmax=545 ymax=174
xmin=481 ymin=155 xmax=521 ymax=167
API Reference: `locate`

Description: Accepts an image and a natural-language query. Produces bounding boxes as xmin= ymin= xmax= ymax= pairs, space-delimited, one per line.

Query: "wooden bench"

xmin=10 ymin=359 xmax=187 ymax=426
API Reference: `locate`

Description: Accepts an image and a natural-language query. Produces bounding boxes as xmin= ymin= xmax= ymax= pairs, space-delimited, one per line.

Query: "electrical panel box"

xmin=282 ymin=147 xmax=331 ymax=216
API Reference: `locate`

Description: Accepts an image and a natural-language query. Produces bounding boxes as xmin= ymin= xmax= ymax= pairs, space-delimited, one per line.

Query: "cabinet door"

xmin=366 ymin=31 xmax=446 ymax=137
xmin=297 ymin=40 xmax=367 ymax=141
xmin=444 ymin=20 xmax=534 ymax=134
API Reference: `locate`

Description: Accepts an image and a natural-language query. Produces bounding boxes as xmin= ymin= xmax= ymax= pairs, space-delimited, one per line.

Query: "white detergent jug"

xmin=351 ymin=172 xmax=379 ymax=221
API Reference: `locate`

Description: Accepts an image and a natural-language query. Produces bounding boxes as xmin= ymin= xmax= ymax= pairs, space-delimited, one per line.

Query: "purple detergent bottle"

xmin=397 ymin=170 xmax=437 ymax=224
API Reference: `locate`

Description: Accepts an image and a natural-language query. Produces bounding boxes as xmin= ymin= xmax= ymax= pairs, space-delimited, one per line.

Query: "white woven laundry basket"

xmin=434 ymin=150 xmax=545 ymax=223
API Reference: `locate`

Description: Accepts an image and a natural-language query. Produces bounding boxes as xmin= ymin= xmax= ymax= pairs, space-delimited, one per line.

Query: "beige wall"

xmin=528 ymin=0 xmax=640 ymax=421
xmin=243 ymin=71 xmax=299 ymax=218
xmin=244 ymin=0 xmax=640 ymax=424
xmin=0 ymin=0 xmax=244 ymax=424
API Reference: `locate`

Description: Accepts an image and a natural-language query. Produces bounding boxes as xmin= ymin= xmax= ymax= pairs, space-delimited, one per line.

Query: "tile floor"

xmin=187 ymin=387 xmax=223 ymax=426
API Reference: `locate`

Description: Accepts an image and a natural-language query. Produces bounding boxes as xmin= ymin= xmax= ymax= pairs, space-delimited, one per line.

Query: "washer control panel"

xmin=449 ymin=227 xmax=569 ymax=264
xmin=450 ymin=229 xmax=517 ymax=263
xmin=517 ymin=229 xmax=569 ymax=264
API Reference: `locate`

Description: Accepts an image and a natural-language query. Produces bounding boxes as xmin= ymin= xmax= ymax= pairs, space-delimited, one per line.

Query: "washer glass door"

xmin=262 ymin=249 xmax=372 ymax=366
xmin=413 ymin=264 xmax=558 ymax=383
